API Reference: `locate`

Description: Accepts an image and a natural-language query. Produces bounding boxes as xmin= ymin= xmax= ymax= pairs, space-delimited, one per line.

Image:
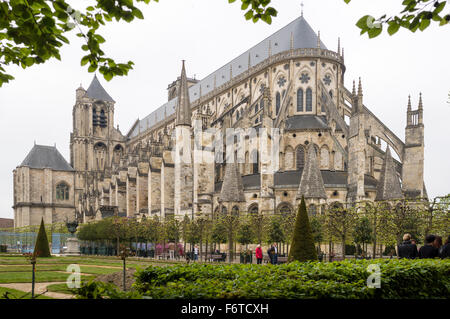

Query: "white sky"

xmin=0 ymin=0 xmax=449 ymax=219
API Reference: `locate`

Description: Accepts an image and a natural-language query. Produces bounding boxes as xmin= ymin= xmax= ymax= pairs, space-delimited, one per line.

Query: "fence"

xmin=0 ymin=231 xmax=72 ymax=254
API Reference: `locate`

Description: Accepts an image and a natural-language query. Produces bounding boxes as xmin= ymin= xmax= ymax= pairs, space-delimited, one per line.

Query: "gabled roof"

xmin=219 ymin=162 xmax=246 ymax=203
xmin=20 ymin=144 xmax=74 ymax=171
xmin=296 ymin=143 xmax=327 ymax=199
xmin=285 ymin=115 xmax=329 ymax=130
xmin=85 ymin=74 xmax=115 ymax=102
xmin=375 ymin=146 xmax=403 ymax=201
xmin=128 ymin=15 xmax=327 ymax=138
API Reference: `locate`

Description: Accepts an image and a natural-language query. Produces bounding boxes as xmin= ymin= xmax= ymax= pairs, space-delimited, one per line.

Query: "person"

xmin=273 ymin=243 xmax=278 ymax=265
xmin=397 ymin=234 xmax=418 ymax=259
xmin=433 ymin=236 xmax=443 ymax=255
xmin=267 ymin=245 xmax=275 ymax=264
xmin=255 ymin=244 xmax=263 ymax=264
xmin=440 ymin=235 xmax=450 ymax=258
xmin=418 ymin=234 xmax=439 ymax=259
xmin=168 ymin=242 xmax=175 ymax=260
xmin=193 ymin=244 xmax=199 ymax=261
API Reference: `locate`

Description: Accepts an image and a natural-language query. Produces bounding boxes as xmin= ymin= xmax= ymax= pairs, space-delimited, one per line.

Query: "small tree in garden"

xmin=267 ymin=214 xmax=285 ymax=246
xmin=237 ymin=216 xmax=254 ymax=251
xmin=310 ymin=216 xmax=324 ymax=254
xmin=33 ymin=218 xmax=51 ymax=258
xmin=288 ymin=197 xmax=317 ymax=262
xmin=211 ymin=217 xmax=227 ymax=251
xmin=353 ymin=216 xmax=373 ymax=255
xmin=250 ymin=213 xmax=266 ymax=245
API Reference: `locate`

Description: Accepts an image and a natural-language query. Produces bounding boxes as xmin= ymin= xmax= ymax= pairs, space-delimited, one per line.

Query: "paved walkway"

xmin=0 ymin=281 xmax=74 ymax=299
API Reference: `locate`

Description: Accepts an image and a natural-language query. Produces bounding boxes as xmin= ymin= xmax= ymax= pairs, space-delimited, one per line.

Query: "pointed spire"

xmin=352 ymin=80 xmax=356 ymax=96
xmin=85 ymin=74 xmax=114 ymax=102
xmin=296 ymin=144 xmax=327 ymax=199
xmin=219 ymin=161 xmax=245 ymax=202
xmin=175 ymin=60 xmax=192 ymax=127
xmin=375 ymin=146 xmax=404 ymax=201
xmin=337 ymin=37 xmax=341 ymax=55
xmin=407 ymin=95 xmax=411 ymax=111
xmin=418 ymin=92 xmax=423 ymax=110
xmin=301 ymin=1 xmax=304 ymax=17
xmin=358 ymin=77 xmax=363 ymax=97
xmin=317 ymin=30 xmax=321 ymax=48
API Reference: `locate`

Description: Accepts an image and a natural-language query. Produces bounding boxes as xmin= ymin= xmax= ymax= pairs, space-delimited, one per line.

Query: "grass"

xmin=0 ymin=286 xmax=53 ymax=299
xmin=46 ymin=282 xmax=78 ymax=295
xmin=0 ymin=271 xmax=95 ymax=283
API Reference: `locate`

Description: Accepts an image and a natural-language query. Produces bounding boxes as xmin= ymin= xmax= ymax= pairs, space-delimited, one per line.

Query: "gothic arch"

xmin=295 ymin=145 xmax=305 ymax=170
xmin=277 ymin=202 xmax=293 ymax=217
xmin=320 ymin=145 xmax=330 ymax=169
xmin=248 ymin=203 xmax=258 ymax=215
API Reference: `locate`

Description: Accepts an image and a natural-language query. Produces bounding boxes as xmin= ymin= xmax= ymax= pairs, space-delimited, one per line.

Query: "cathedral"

xmin=13 ymin=14 xmax=426 ymax=228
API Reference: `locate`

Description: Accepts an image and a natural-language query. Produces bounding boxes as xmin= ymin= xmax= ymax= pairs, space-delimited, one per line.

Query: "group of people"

xmin=254 ymin=243 xmax=279 ymax=264
xmin=398 ymin=234 xmax=450 ymax=259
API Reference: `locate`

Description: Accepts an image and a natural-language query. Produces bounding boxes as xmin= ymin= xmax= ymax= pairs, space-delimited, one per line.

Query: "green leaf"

xmin=387 ymin=23 xmax=400 ymax=35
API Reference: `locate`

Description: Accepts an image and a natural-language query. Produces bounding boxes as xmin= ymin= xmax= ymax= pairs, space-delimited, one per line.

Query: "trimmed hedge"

xmin=132 ymin=259 xmax=450 ymax=299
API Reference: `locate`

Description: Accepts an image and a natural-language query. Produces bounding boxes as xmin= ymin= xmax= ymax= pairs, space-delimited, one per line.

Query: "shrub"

xmin=288 ymin=196 xmax=317 ymax=262
xmin=33 ymin=218 xmax=51 ymax=257
xmin=130 ymin=259 xmax=450 ymax=299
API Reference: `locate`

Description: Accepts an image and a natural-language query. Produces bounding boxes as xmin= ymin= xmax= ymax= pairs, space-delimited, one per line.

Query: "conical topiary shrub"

xmin=288 ymin=196 xmax=318 ymax=262
xmin=33 ymin=218 xmax=51 ymax=257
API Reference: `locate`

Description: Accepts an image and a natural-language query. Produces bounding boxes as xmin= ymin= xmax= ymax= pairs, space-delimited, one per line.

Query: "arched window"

xmin=92 ymin=108 xmax=98 ymax=126
xmin=329 ymin=90 xmax=333 ymax=99
xmin=221 ymin=206 xmax=228 ymax=215
xmin=320 ymin=146 xmax=329 ymax=169
xmin=236 ymin=110 xmax=240 ymax=121
xmin=297 ymin=88 xmax=304 ymax=112
xmin=99 ymin=109 xmax=107 ymax=127
xmin=260 ymin=99 xmax=264 ymax=111
xmin=113 ymin=144 xmax=123 ymax=164
xmin=275 ymin=92 xmax=281 ymax=115
xmin=296 ymin=145 xmax=305 ymax=170
xmin=231 ymin=206 xmax=239 ymax=217
xmin=56 ymin=183 xmax=69 ymax=200
xmin=251 ymin=150 xmax=259 ymax=174
xmin=308 ymin=204 xmax=317 ymax=217
xmin=278 ymin=204 xmax=292 ymax=217
xmin=248 ymin=204 xmax=258 ymax=215
xmin=306 ymin=88 xmax=312 ymax=112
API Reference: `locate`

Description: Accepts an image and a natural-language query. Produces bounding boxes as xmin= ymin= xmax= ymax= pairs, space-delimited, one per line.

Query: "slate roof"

xmin=296 ymin=143 xmax=327 ymax=199
xmin=85 ymin=74 xmax=115 ymax=102
xmin=0 ymin=218 xmax=14 ymax=229
xmin=128 ymin=15 xmax=327 ymax=138
xmin=285 ymin=115 xmax=329 ymax=130
xmin=375 ymin=146 xmax=404 ymax=201
xmin=20 ymin=145 xmax=74 ymax=171
xmin=219 ymin=163 xmax=246 ymax=202
xmin=215 ymin=171 xmax=377 ymax=192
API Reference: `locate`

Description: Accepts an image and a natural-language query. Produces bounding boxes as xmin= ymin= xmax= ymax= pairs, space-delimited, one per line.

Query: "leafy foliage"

xmin=0 ymin=0 xmax=278 ymax=87
xmin=344 ymin=0 xmax=449 ymax=38
xmin=78 ymin=259 xmax=450 ymax=299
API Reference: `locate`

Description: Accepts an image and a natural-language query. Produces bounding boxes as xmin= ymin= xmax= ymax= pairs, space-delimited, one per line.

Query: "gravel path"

xmin=0 ymin=282 xmax=74 ymax=299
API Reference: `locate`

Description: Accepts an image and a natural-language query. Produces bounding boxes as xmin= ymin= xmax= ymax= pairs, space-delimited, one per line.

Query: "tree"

xmin=250 ymin=213 xmax=266 ymax=245
xmin=266 ymin=214 xmax=284 ymax=245
xmin=323 ymin=202 xmax=358 ymax=260
xmin=310 ymin=216 xmax=324 ymax=253
xmin=33 ymin=217 xmax=51 ymax=257
xmin=236 ymin=216 xmax=254 ymax=251
xmin=211 ymin=217 xmax=227 ymax=250
xmin=345 ymin=0 xmax=449 ymax=38
xmin=353 ymin=216 xmax=373 ymax=255
xmin=288 ymin=197 xmax=317 ymax=262
xmin=0 ymin=0 xmax=277 ymax=86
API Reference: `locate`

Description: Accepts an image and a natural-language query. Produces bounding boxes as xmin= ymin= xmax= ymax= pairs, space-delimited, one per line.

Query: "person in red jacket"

xmin=255 ymin=244 xmax=263 ymax=264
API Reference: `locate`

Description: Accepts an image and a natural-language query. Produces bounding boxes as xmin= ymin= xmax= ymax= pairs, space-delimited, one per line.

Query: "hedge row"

xmin=131 ymin=259 xmax=450 ymax=299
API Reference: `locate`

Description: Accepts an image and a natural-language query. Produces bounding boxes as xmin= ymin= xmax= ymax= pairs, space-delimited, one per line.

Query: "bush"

xmin=128 ymin=259 xmax=450 ymax=299
xmin=33 ymin=218 xmax=51 ymax=257
xmin=288 ymin=196 xmax=317 ymax=262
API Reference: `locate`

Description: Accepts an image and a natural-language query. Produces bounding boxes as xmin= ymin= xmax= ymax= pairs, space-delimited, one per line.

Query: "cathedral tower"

xmin=402 ymin=94 xmax=425 ymax=198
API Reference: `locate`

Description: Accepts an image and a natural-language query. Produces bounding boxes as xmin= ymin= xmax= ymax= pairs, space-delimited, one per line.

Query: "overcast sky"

xmin=0 ymin=0 xmax=449 ymax=219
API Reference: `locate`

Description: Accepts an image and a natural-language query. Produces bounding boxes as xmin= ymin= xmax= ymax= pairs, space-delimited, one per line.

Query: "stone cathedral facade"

xmin=13 ymin=15 xmax=426 ymax=228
